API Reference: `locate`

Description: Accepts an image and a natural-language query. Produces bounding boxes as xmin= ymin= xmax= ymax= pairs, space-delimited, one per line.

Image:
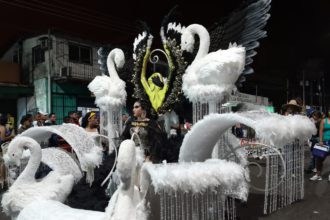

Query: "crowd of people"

xmin=280 ymin=97 xmax=330 ymax=182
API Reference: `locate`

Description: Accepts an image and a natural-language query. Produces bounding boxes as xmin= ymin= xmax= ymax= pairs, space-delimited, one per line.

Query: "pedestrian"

xmin=17 ymin=115 xmax=32 ymax=134
xmin=306 ymin=110 xmax=322 ymax=173
xmin=45 ymin=113 xmax=57 ymax=126
xmin=310 ymin=107 xmax=330 ymax=181
xmin=0 ymin=114 xmax=15 ymax=146
xmin=281 ymin=99 xmax=302 ymax=115
xmin=69 ymin=111 xmax=80 ymax=126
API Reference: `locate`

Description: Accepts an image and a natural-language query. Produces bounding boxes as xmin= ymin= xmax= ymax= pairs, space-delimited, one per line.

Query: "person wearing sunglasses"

xmin=121 ymin=99 xmax=163 ymax=163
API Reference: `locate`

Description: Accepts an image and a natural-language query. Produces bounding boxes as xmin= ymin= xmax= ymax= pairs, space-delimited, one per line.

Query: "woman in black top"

xmin=121 ymin=99 xmax=163 ymax=163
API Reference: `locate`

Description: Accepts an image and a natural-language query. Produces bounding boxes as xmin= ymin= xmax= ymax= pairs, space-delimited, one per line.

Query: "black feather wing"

xmin=132 ymin=22 xmax=152 ymax=102
xmin=208 ymin=0 xmax=271 ymax=85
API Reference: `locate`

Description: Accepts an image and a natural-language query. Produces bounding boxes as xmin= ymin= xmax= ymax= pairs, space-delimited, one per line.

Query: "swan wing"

xmin=160 ymin=6 xmax=185 ymax=44
xmin=88 ymin=75 xmax=111 ymax=98
xmin=1 ymin=173 xmax=74 ymax=217
xmin=41 ymin=148 xmax=82 ymax=183
xmin=88 ymin=75 xmax=112 ymax=109
xmin=21 ymin=125 xmax=103 ymax=175
xmin=208 ymin=0 xmax=271 ymax=84
xmin=183 ymin=46 xmax=246 ymax=102
xmin=131 ymin=22 xmax=154 ymax=103
xmin=97 ymin=47 xmax=110 ymax=75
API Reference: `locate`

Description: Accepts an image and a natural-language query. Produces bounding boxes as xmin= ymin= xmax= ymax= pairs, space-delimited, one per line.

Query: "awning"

xmin=0 ymin=84 xmax=34 ymax=98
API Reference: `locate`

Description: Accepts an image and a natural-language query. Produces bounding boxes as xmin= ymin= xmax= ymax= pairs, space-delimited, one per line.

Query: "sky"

xmin=0 ymin=0 xmax=329 ymax=109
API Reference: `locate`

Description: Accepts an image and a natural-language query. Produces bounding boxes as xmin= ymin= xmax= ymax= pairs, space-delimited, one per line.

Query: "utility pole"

xmin=310 ymin=80 xmax=313 ymax=106
xmin=302 ymin=71 xmax=305 ymax=106
xmin=48 ymin=28 xmax=52 ymax=113
xmin=286 ymin=78 xmax=289 ymax=103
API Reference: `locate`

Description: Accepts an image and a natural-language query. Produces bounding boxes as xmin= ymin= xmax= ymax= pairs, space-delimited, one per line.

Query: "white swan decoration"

xmin=181 ymin=24 xmax=246 ymax=103
xmin=1 ymin=136 xmax=75 ymax=218
xmin=88 ymin=48 xmax=126 ymax=110
xmin=20 ymin=124 xmax=102 ymax=185
xmin=179 ymin=112 xmax=316 ymax=162
xmin=16 ymin=139 xmax=143 ymax=220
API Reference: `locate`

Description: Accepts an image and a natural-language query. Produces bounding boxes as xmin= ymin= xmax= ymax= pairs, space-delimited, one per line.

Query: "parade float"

xmin=0 ymin=0 xmax=318 ymax=219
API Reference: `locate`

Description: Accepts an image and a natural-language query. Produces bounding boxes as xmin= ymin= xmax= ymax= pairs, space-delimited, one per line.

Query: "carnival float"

xmin=0 ymin=0 xmax=318 ymax=219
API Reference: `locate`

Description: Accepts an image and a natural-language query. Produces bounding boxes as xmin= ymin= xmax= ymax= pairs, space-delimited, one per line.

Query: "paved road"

xmin=238 ymin=150 xmax=330 ymax=220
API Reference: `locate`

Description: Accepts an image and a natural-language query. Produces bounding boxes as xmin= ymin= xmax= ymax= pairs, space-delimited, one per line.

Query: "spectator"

xmin=232 ymin=123 xmax=244 ymax=138
xmin=81 ymin=111 xmax=100 ymax=146
xmin=0 ymin=115 xmax=15 ymax=146
xmin=7 ymin=113 xmax=15 ymax=131
xmin=17 ymin=115 xmax=32 ymax=134
xmin=281 ymin=99 xmax=302 ymax=115
xmin=63 ymin=116 xmax=73 ymax=124
xmin=69 ymin=111 xmax=80 ymax=126
xmin=310 ymin=107 xmax=330 ymax=181
xmin=45 ymin=113 xmax=57 ymax=126
xmin=81 ymin=112 xmax=99 ymax=133
xmin=306 ymin=110 xmax=322 ymax=173
xmin=33 ymin=111 xmax=48 ymax=126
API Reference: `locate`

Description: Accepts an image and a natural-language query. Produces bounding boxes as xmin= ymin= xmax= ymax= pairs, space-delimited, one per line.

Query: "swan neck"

xmin=188 ymin=24 xmax=210 ymax=60
xmin=16 ymin=140 xmax=41 ymax=183
xmin=107 ymin=50 xmax=119 ymax=79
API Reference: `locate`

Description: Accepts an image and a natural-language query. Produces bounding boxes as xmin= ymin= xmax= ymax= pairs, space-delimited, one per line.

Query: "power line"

xmin=35 ymin=0 xmax=135 ymax=28
xmin=0 ymin=0 xmax=134 ymax=34
xmin=28 ymin=0 xmax=136 ymax=30
xmin=13 ymin=0 xmax=133 ymax=33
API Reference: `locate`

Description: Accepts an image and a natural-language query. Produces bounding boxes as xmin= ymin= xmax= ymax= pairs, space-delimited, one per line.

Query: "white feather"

xmin=17 ymin=200 xmax=104 ymax=220
xmin=133 ymin=32 xmax=147 ymax=54
xmin=141 ymin=159 xmax=248 ymax=201
xmin=88 ymin=48 xmax=127 ymax=110
xmin=1 ymin=136 xmax=74 ymax=218
xmin=17 ymin=139 xmax=144 ymax=220
xmin=20 ymin=124 xmax=103 ymax=185
xmin=181 ymin=24 xmax=246 ymax=103
xmin=179 ymin=112 xmax=316 ymax=162
xmin=167 ymin=22 xmax=186 ymax=34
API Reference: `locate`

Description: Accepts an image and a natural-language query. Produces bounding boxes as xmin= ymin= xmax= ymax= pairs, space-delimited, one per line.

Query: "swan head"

xmin=181 ymin=30 xmax=195 ymax=53
xmin=114 ymin=49 xmax=125 ymax=69
xmin=117 ymin=139 xmax=136 ymax=190
xmin=6 ymin=138 xmax=24 ymax=166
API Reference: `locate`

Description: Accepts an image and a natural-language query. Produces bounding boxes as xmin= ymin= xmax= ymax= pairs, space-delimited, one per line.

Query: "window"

xmin=32 ymin=45 xmax=45 ymax=65
xmin=68 ymin=43 xmax=92 ymax=65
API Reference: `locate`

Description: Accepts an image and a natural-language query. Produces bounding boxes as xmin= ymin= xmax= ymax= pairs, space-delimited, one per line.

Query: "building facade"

xmin=1 ymin=33 xmax=101 ymax=124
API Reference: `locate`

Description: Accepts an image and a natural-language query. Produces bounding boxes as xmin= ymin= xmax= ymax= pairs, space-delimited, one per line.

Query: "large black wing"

xmin=155 ymin=8 xmax=190 ymax=113
xmin=131 ymin=22 xmax=153 ymax=102
xmin=208 ymin=0 xmax=271 ymax=85
xmin=97 ymin=47 xmax=111 ymax=76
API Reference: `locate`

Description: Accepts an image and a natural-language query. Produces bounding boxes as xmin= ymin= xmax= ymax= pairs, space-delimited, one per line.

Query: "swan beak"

xmin=3 ymin=154 xmax=20 ymax=166
xmin=14 ymin=158 xmax=21 ymax=166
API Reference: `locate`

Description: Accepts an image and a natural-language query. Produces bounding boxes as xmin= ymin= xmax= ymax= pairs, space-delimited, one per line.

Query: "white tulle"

xmin=19 ymin=148 xmax=83 ymax=184
xmin=20 ymin=124 xmax=103 ymax=185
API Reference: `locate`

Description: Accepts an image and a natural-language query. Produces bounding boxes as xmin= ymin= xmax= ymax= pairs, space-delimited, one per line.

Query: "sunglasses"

xmin=134 ymin=105 xmax=141 ymax=109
